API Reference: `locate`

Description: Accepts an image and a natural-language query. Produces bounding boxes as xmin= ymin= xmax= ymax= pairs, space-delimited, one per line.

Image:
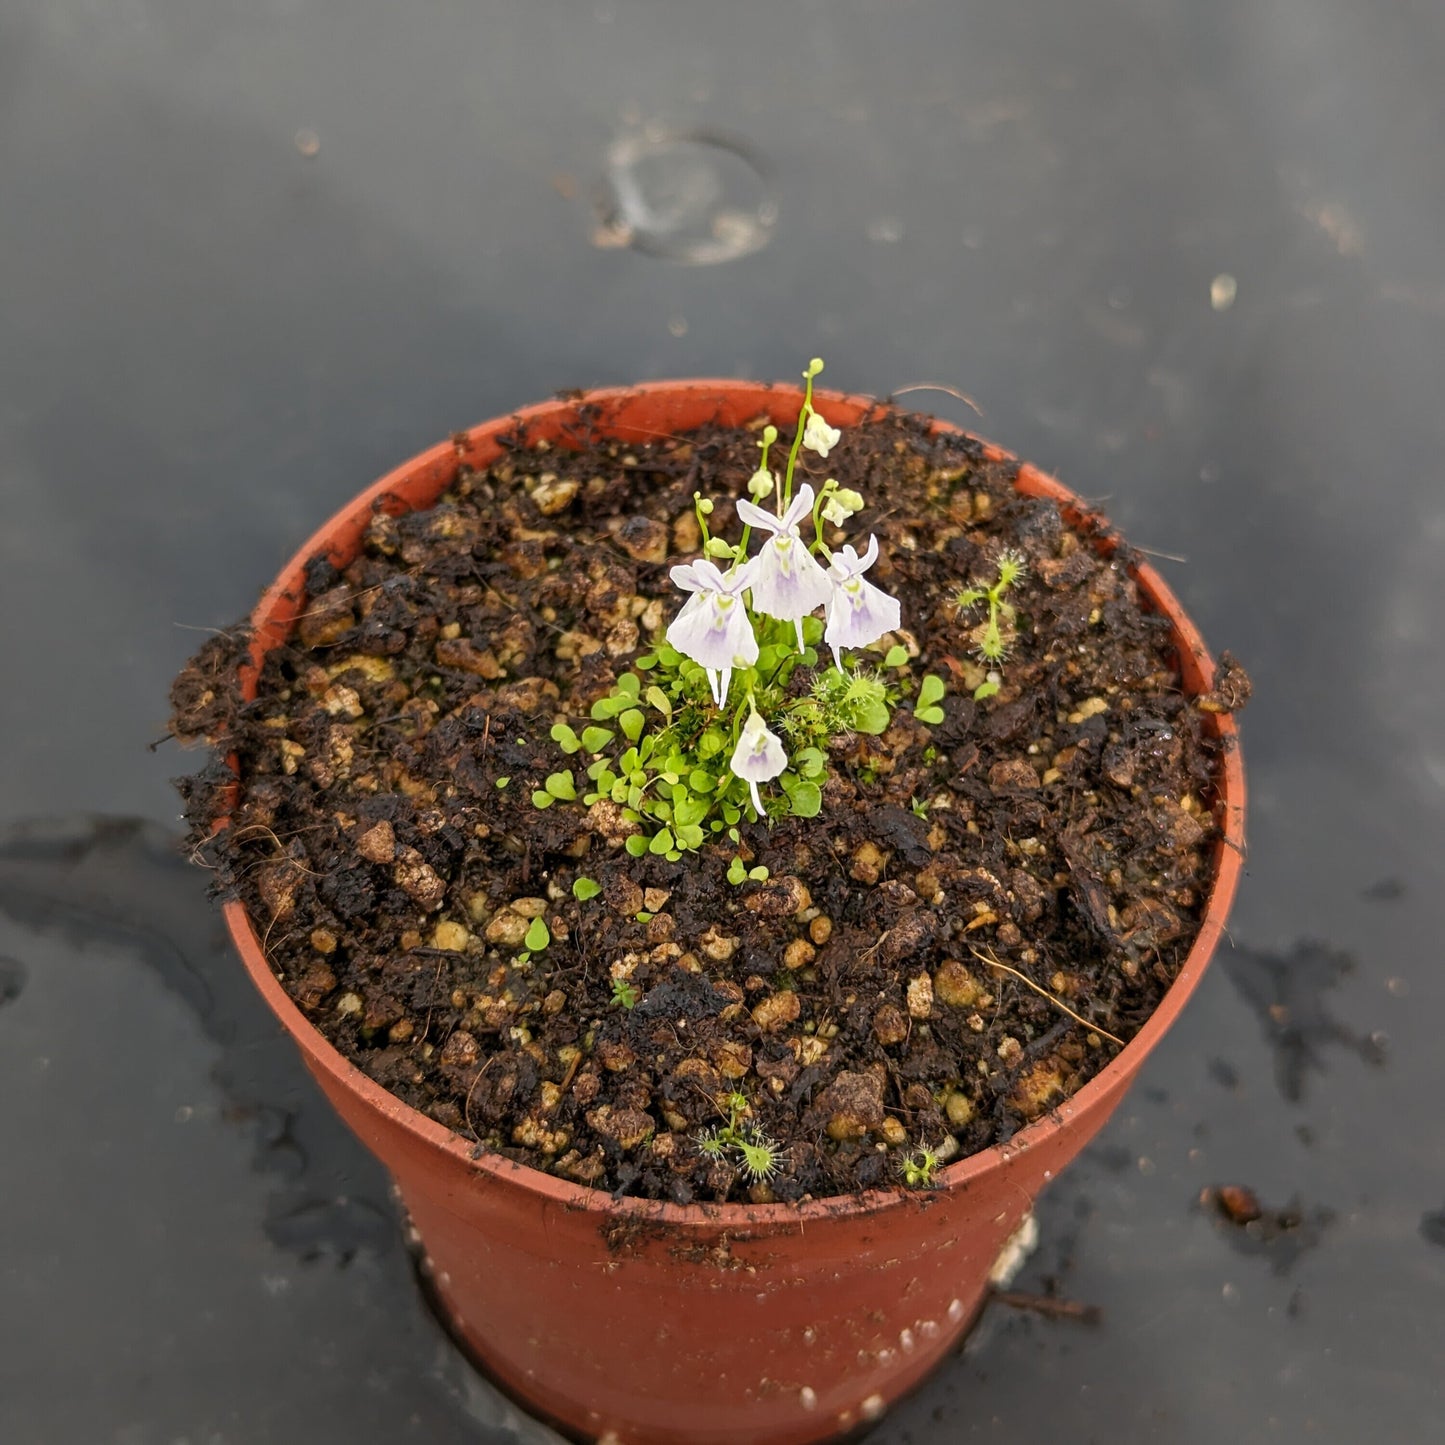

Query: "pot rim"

xmin=222 ymin=378 xmax=1245 ymax=1229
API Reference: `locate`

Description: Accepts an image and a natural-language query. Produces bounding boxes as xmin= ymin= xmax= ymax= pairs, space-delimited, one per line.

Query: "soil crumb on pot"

xmin=170 ymin=409 xmax=1244 ymax=1204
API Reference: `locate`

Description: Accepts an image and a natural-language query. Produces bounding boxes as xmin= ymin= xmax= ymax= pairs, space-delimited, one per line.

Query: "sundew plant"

xmin=544 ymin=359 xmax=951 ymax=861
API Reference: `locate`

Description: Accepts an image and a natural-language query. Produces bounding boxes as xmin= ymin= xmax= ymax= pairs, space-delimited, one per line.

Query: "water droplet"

xmin=0 ymin=955 xmax=27 ymax=1007
xmin=263 ymin=1195 xmax=393 ymax=1265
xmin=595 ymin=130 xmax=776 ymax=265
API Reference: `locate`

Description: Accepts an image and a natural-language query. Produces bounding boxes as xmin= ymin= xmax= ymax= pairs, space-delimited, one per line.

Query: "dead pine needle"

xmin=969 ymin=945 xmax=1127 ymax=1049
xmin=993 ymin=1289 xmax=1102 ymax=1325
xmin=892 ymin=382 xmax=984 ymax=418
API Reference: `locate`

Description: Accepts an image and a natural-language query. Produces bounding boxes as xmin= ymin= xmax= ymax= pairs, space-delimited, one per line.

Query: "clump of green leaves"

xmin=954 ymin=549 xmax=1028 ymax=699
xmin=694 ymin=1090 xmax=781 ymax=1181
xmin=609 ymin=976 xmax=639 ymax=1010
xmin=542 ymin=627 xmax=900 ymax=859
xmin=897 ymin=1143 xmax=943 ymax=1189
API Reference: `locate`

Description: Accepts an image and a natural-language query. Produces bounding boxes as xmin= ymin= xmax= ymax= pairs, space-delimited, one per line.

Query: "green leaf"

xmin=917 ymin=705 xmax=945 ymax=724
xmin=727 ymin=856 xmax=747 ymax=886
xmin=494 ymin=777 xmax=510 ymax=789
xmin=854 ymin=700 xmax=891 ymax=735
xmin=883 ymin=644 xmax=909 ymax=669
xmin=550 ymin=723 xmax=581 ymax=753
xmin=787 ymin=781 xmax=823 ymax=817
xmin=795 ymin=747 xmax=826 ymax=779
xmin=616 ymin=672 xmax=640 ymax=698
xmin=698 ymin=729 xmax=726 ymax=759
xmin=636 ymin=652 xmax=659 ymax=671
xmin=524 ymin=917 xmax=550 ymax=952
xmin=674 ymin=798 xmax=708 ymax=829
xmin=917 ymin=675 xmax=946 ymax=709
xmin=635 ymin=910 xmax=654 ymax=923
xmin=625 ymin=833 xmax=649 ymax=857
xmin=591 ymin=695 xmax=627 ymax=720
xmin=748 ymin=865 xmax=770 ymax=881
xmin=689 ymin=769 xmax=716 ymax=793
xmin=580 ymin=726 xmax=615 ymax=754
xmin=531 ymin=790 xmax=555 ymax=809
xmin=645 ymin=685 xmax=672 ymax=719
xmin=572 ymin=876 xmax=602 ymax=901
xmin=675 ymin=823 xmax=706 ymax=850
xmin=801 ymin=615 xmax=824 ymax=645
xmin=972 ymin=680 xmax=1000 ymax=701
xmin=649 ymin=828 xmax=675 ymax=855
xmin=545 ymin=771 xmax=577 ymax=801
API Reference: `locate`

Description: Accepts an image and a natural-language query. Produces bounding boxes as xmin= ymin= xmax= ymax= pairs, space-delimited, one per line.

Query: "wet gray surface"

xmin=2 ymin=1 xmax=1442 ymax=1441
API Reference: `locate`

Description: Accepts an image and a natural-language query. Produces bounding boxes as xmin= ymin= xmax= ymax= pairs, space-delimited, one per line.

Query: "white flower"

xmin=729 ymin=707 xmax=788 ymax=817
xmin=734 ymin=483 xmax=834 ymax=650
xmin=747 ymin=467 xmax=775 ymax=500
xmin=820 ymin=481 xmax=864 ymax=528
xmin=823 ymin=535 xmax=901 ymax=670
xmin=802 ymin=410 xmax=841 ymax=458
xmin=666 ymin=557 xmax=758 ymax=708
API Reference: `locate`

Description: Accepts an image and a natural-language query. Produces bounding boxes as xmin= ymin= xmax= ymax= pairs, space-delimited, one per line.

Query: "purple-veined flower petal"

xmin=824 ymin=536 xmax=900 ymax=669
xmin=730 ymin=709 xmax=788 ymax=815
xmin=666 ymin=558 xmax=759 ymax=708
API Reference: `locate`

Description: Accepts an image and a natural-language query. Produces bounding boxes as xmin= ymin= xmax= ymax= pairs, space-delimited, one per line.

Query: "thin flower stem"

xmin=779 ymin=365 xmax=819 ymax=512
xmin=737 ymin=428 xmax=777 ymax=570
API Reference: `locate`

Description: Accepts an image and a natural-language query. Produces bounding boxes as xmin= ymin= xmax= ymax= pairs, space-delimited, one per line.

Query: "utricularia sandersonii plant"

xmin=545 ymin=359 xmax=952 ymax=861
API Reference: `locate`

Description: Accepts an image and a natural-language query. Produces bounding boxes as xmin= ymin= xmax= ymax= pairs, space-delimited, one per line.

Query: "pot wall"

xmin=224 ymin=382 xmax=1245 ymax=1445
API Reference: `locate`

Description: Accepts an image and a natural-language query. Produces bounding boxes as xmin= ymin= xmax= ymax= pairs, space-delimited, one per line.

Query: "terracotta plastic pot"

xmin=223 ymin=382 xmax=1245 ymax=1445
